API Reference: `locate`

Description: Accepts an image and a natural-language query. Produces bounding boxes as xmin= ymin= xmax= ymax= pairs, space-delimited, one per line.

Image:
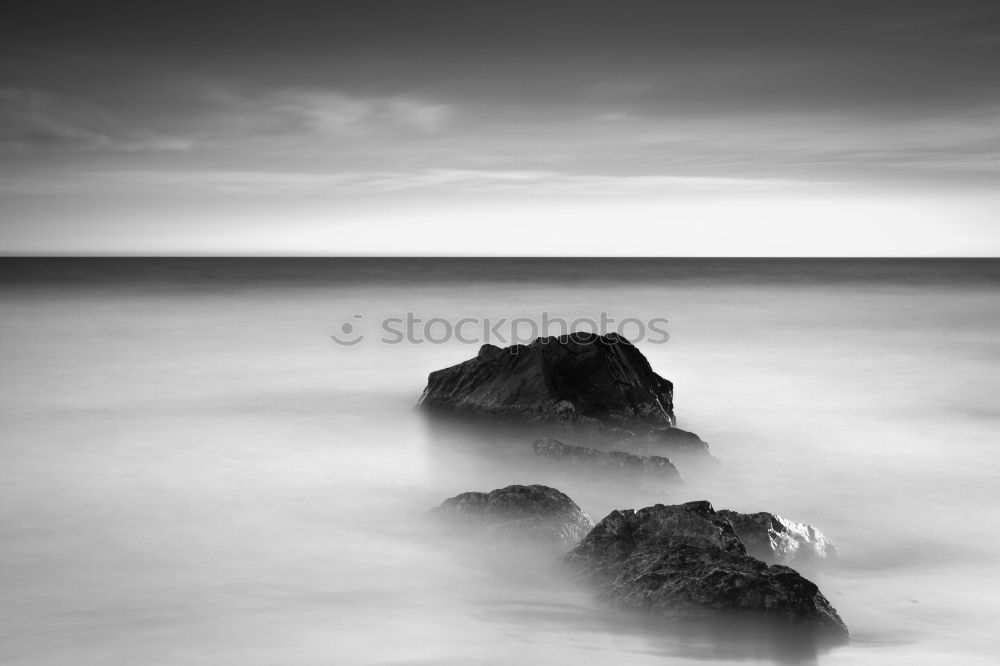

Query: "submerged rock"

xmin=561 ymin=501 xmax=848 ymax=638
xmin=418 ymin=332 xmax=710 ymax=456
xmin=574 ymin=423 xmax=711 ymax=459
xmin=717 ymin=510 xmax=837 ymax=565
xmin=430 ymin=484 xmax=594 ymax=549
xmin=533 ymin=437 xmax=682 ymax=482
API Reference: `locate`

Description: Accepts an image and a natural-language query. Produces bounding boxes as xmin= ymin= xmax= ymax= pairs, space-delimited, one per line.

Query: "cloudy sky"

xmin=2 ymin=0 xmax=999 ymax=255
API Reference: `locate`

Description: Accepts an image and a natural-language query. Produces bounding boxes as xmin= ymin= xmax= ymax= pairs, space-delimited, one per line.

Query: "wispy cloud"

xmin=202 ymin=89 xmax=454 ymax=140
xmin=3 ymin=83 xmax=997 ymax=199
xmin=0 ymin=167 xmax=824 ymax=197
xmin=599 ymin=107 xmax=1000 ymax=179
xmin=0 ymin=88 xmax=193 ymax=153
xmin=346 ymin=169 xmax=817 ymax=194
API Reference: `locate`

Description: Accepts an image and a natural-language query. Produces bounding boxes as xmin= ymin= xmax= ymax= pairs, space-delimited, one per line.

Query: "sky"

xmin=1 ymin=0 xmax=999 ymax=256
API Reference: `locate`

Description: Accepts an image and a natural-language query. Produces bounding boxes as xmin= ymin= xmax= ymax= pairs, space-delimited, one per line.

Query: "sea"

xmin=1 ymin=258 xmax=998 ymax=665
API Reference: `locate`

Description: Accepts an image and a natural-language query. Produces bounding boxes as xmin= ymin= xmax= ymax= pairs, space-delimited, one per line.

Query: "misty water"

xmin=2 ymin=259 xmax=999 ymax=665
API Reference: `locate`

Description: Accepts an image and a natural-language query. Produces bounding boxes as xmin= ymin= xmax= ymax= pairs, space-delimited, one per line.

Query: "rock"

xmin=644 ymin=426 xmax=711 ymax=454
xmin=430 ymin=484 xmax=594 ymax=549
xmin=561 ymin=501 xmax=848 ymax=638
xmin=717 ymin=510 xmax=837 ymax=565
xmin=581 ymin=424 xmax=711 ymax=458
xmin=420 ymin=332 xmax=674 ymax=423
xmin=418 ymin=332 xmax=709 ymax=456
xmin=532 ymin=437 xmax=682 ymax=482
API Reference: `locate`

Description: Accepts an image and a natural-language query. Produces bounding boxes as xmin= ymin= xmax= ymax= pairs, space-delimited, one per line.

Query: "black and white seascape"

xmin=2 ymin=258 xmax=999 ymax=665
xmin=2 ymin=3 xmax=1000 ymax=666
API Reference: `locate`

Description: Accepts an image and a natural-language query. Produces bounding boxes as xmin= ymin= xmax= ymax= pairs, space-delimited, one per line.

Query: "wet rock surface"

xmin=420 ymin=332 xmax=675 ymax=423
xmin=430 ymin=484 xmax=594 ymax=549
xmin=561 ymin=500 xmax=848 ymax=638
xmin=532 ymin=437 xmax=682 ymax=482
xmin=717 ymin=510 xmax=837 ymax=565
xmin=418 ymin=332 xmax=710 ymax=456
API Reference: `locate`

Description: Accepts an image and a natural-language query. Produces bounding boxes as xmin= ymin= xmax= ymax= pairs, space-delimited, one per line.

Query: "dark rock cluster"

xmin=419 ymin=332 xmax=847 ymax=639
xmin=561 ymin=500 xmax=848 ymax=637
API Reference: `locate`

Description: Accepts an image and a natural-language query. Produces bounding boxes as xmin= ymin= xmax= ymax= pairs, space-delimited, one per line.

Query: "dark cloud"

xmin=4 ymin=1 xmax=999 ymax=105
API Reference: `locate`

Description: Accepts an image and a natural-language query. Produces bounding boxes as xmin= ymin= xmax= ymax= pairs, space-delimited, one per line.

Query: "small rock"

xmin=532 ymin=437 xmax=682 ymax=482
xmin=430 ymin=484 xmax=594 ymax=549
xmin=717 ymin=510 xmax=837 ymax=564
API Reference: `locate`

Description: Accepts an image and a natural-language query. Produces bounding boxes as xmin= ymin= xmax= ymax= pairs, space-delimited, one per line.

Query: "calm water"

xmin=1 ymin=259 xmax=998 ymax=665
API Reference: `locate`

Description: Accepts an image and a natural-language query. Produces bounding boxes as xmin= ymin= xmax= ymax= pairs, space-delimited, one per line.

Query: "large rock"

xmin=717 ymin=510 xmax=837 ymax=565
xmin=420 ymin=332 xmax=674 ymax=423
xmin=533 ymin=437 xmax=682 ymax=483
xmin=418 ymin=332 xmax=709 ymax=455
xmin=430 ymin=484 xmax=594 ymax=549
xmin=561 ymin=501 xmax=848 ymax=638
